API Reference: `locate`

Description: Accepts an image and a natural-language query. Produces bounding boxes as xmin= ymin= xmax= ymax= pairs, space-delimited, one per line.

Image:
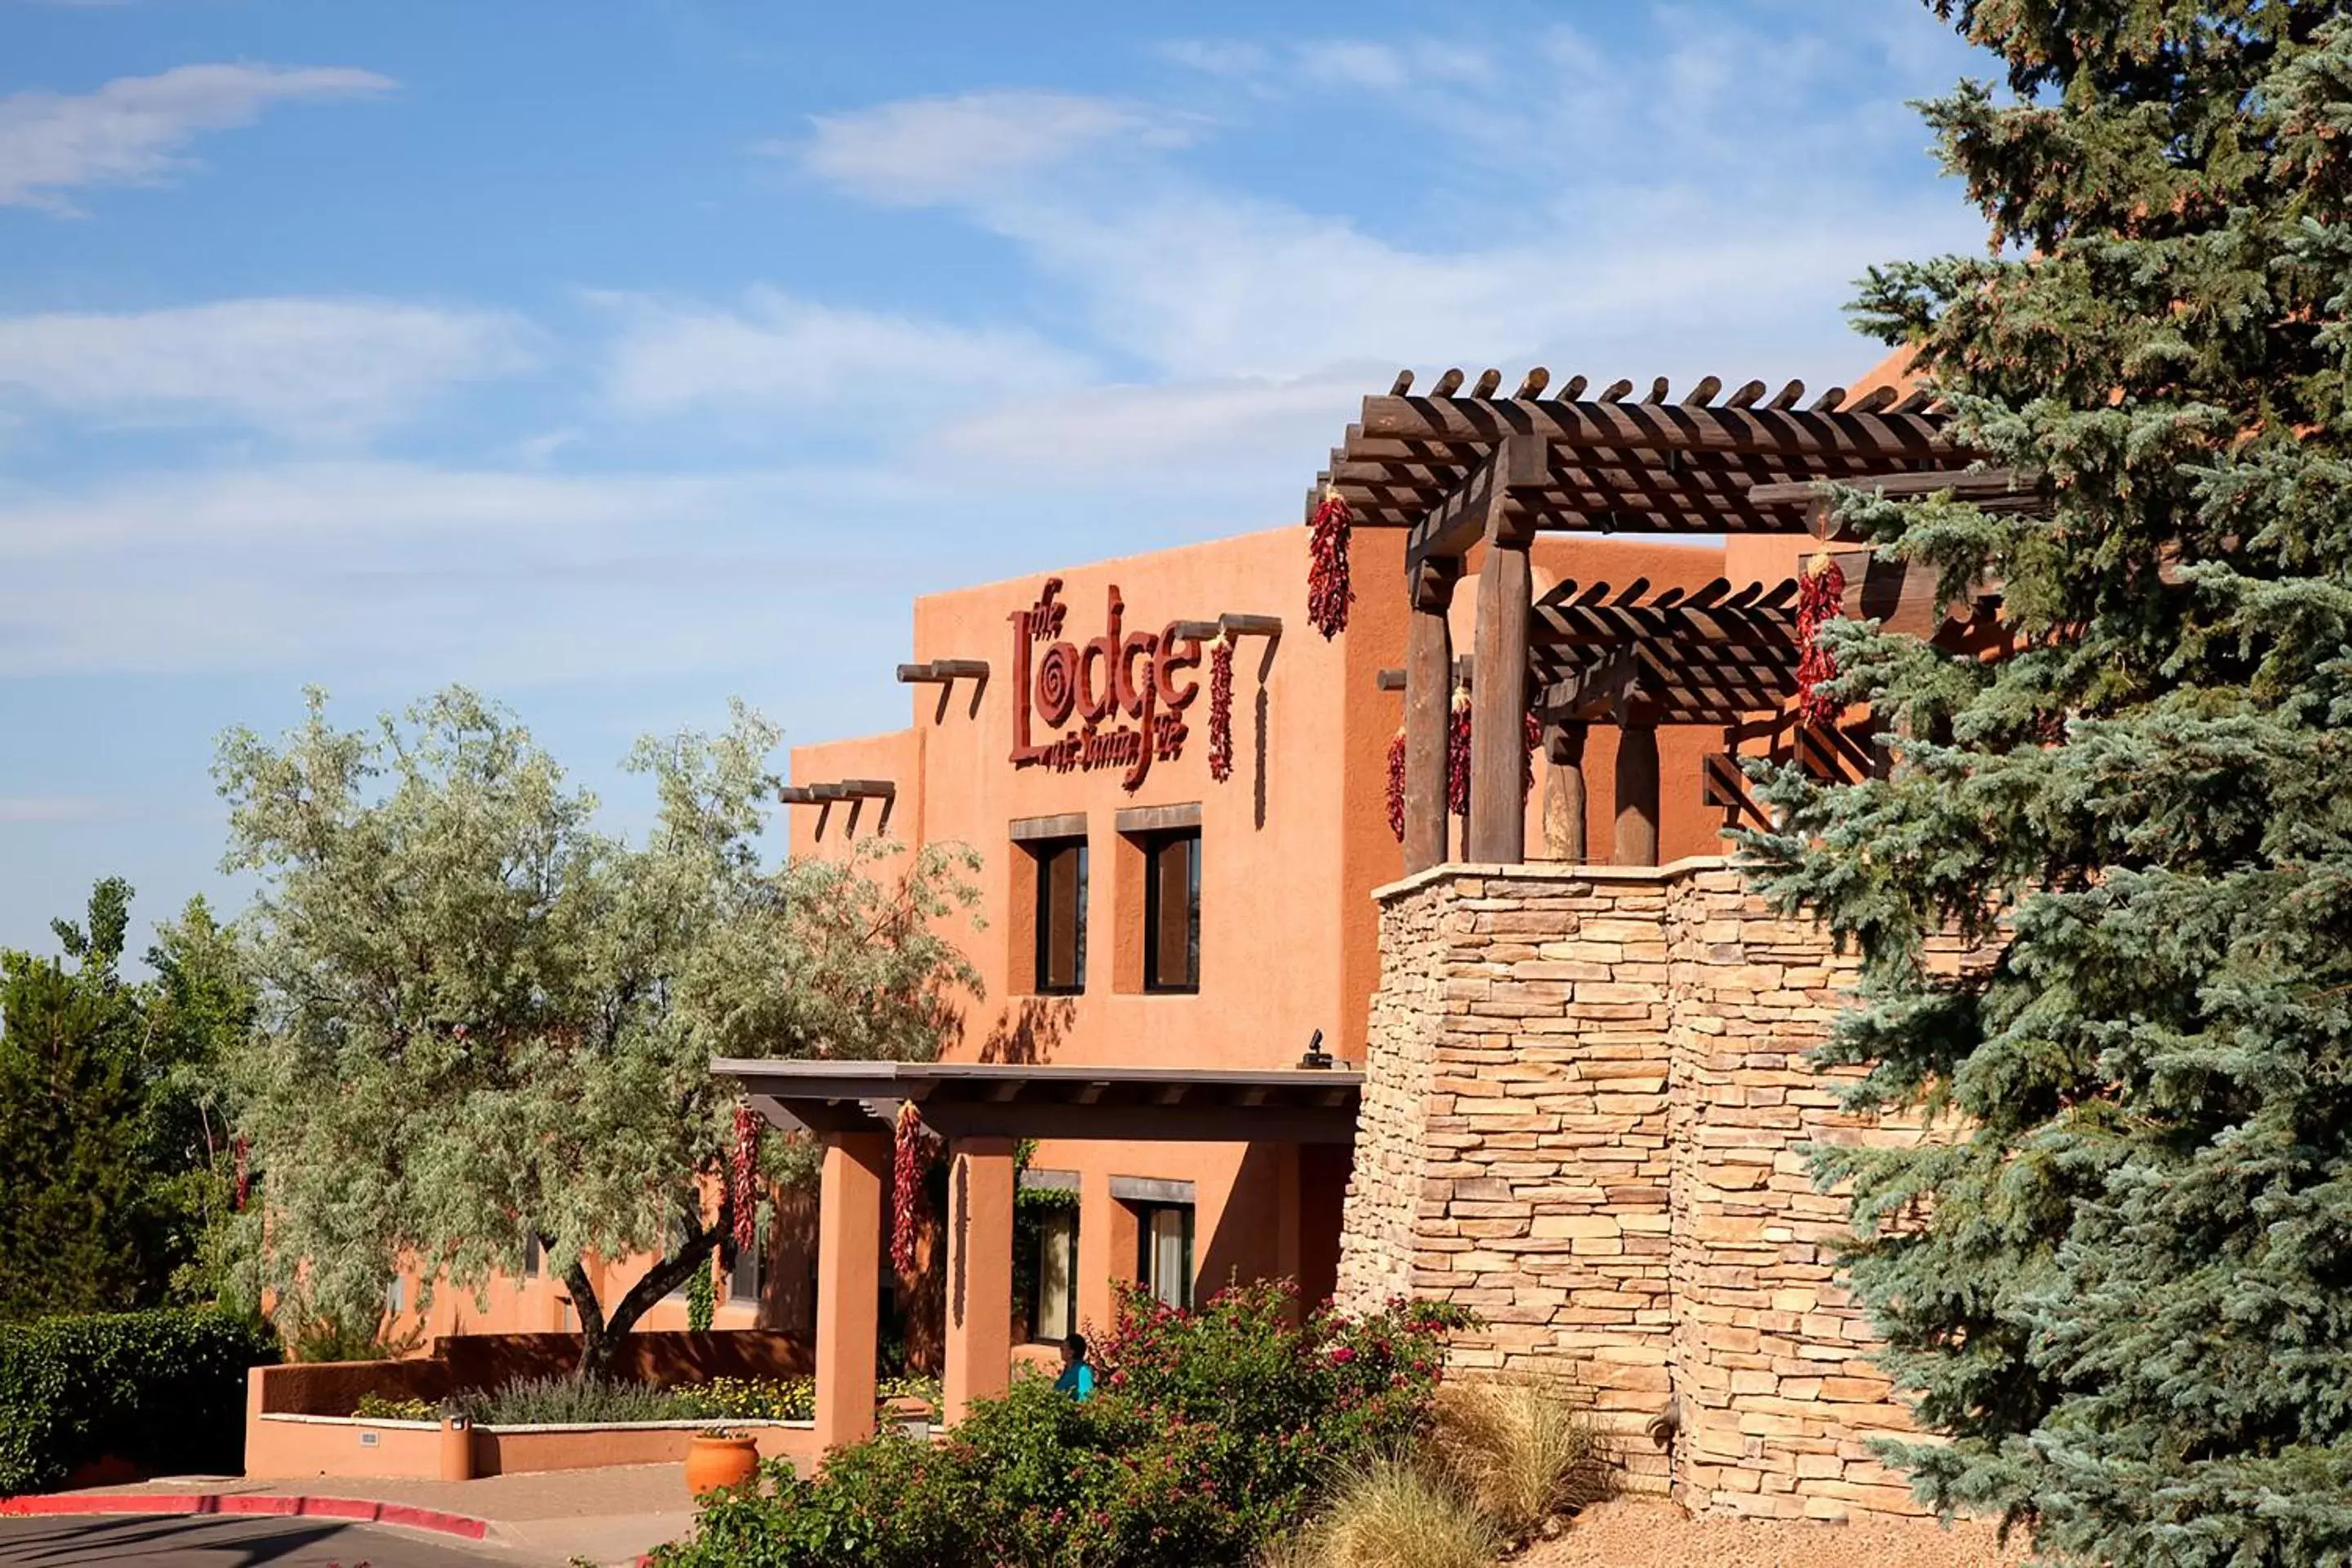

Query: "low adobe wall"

xmin=243 ymin=1330 xmax=817 ymax=1481
xmin=1339 ymin=858 xmax=1953 ymax=1522
xmin=431 ymin=1330 xmax=812 ymax=1388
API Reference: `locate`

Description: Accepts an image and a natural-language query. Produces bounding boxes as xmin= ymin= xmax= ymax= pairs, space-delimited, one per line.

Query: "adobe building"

xmin=723 ymin=353 xmax=2034 ymax=1524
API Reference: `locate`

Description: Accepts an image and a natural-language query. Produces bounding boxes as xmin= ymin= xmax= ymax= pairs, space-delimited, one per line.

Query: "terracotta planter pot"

xmin=684 ymin=1432 xmax=761 ymax=1497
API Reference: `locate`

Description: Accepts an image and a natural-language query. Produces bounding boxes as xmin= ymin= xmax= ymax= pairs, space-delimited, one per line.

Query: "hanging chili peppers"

xmin=231 ymin=1135 xmax=250 ymax=1212
xmin=1384 ymin=729 xmax=1407 ymax=842
xmin=1446 ymin=688 xmax=1473 ymax=817
xmin=729 ymin=1103 xmax=762 ymax=1257
xmin=1523 ymin=706 xmax=1542 ymax=796
xmin=1797 ymin=554 xmax=1848 ymax=728
xmin=1207 ymin=634 xmax=1235 ymax=782
xmin=891 ymin=1102 xmax=929 ymax=1276
xmin=1307 ymin=488 xmax=1353 ymax=639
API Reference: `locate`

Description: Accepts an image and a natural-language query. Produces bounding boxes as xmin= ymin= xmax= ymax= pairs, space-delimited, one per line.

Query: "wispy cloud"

xmin=0 ymin=797 xmax=104 ymax=823
xmin=593 ymin=286 xmax=1092 ymax=425
xmin=0 ymin=63 xmax=394 ymax=212
xmin=0 ymin=298 xmax=535 ymax=439
xmin=786 ymin=90 xmax=1196 ymax=207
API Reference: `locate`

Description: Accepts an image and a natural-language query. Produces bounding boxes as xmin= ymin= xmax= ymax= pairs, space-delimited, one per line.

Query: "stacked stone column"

xmin=1337 ymin=860 xmax=1944 ymax=1521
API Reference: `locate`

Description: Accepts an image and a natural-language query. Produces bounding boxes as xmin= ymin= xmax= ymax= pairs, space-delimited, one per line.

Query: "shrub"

xmin=1310 ymin=1460 xmax=1500 ymax=1568
xmin=0 ymin=1308 xmax=280 ymax=1495
xmin=652 ymin=1283 xmax=1472 ymax=1568
xmin=1428 ymin=1374 xmax=1612 ymax=1539
xmin=351 ymin=1392 xmax=434 ymax=1422
xmin=457 ymin=1374 xmax=684 ymax=1426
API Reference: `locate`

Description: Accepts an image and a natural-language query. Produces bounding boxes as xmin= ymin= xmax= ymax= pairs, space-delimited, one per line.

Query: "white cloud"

xmin=0 ymin=298 xmax=536 ymax=439
xmin=931 ymin=371 xmax=1369 ymax=488
xmin=1293 ymin=40 xmax=1493 ymax=91
xmin=595 ymin=285 xmax=1092 ymax=422
xmin=0 ymin=63 xmax=394 ymax=212
xmin=790 ymin=91 xmax=1193 ymax=207
xmin=0 ymin=797 xmax=104 ymax=823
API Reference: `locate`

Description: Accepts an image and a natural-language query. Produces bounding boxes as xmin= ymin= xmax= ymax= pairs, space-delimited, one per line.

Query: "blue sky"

xmin=0 ymin=0 xmax=1994 ymax=956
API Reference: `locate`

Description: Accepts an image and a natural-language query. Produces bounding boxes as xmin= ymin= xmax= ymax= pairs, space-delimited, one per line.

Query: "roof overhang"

xmin=711 ymin=1058 xmax=1364 ymax=1145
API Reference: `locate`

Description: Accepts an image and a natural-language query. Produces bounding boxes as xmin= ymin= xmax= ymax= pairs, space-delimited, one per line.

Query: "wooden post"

xmin=1468 ymin=525 xmax=1532 ymax=864
xmin=942 ymin=1137 xmax=1016 ymax=1427
xmin=1614 ymin=715 xmax=1660 ymax=866
xmin=1543 ymin=719 xmax=1587 ymax=863
xmin=1403 ymin=559 xmax=1459 ymax=874
xmin=814 ymin=1131 xmax=889 ymax=1450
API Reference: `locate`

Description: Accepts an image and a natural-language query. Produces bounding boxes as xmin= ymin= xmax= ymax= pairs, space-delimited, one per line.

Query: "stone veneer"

xmin=1337 ymin=857 xmax=1937 ymax=1521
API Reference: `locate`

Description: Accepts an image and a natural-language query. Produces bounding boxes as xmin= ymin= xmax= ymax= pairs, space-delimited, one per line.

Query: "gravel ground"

xmin=1517 ymin=1499 xmax=2031 ymax=1568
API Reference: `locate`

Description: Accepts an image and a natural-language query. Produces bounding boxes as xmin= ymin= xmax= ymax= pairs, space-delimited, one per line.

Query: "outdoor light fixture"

xmin=1298 ymin=1030 xmax=1334 ymax=1070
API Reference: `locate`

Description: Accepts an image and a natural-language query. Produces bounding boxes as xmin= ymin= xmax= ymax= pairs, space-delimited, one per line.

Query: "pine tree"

xmin=1741 ymin=6 xmax=2352 ymax=1562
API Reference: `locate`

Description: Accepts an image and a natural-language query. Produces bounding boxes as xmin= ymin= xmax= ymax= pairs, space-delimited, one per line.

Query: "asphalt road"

xmin=0 ymin=1514 xmax=506 ymax=1567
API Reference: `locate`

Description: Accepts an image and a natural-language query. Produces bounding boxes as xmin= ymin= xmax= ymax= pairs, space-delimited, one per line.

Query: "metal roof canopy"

xmin=712 ymin=1058 xmax=1364 ymax=1145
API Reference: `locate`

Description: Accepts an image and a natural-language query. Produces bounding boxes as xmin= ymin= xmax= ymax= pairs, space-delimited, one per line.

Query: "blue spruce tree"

xmin=1744 ymin=5 xmax=2352 ymax=1562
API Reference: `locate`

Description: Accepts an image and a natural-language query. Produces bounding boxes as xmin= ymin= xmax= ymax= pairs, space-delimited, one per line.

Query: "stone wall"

xmin=1337 ymin=858 xmax=1932 ymax=1521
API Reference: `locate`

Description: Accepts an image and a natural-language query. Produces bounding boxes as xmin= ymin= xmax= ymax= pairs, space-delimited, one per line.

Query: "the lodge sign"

xmin=1009 ymin=578 xmax=1201 ymax=791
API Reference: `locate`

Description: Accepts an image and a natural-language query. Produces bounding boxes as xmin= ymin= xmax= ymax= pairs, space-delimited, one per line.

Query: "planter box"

xmin=245 ymin=1410 xmax=819 ymax=1481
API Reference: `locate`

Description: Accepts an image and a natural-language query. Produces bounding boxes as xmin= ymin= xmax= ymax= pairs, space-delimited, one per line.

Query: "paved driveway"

xmin=0 ymin=1514 xmax=504 ymax=1566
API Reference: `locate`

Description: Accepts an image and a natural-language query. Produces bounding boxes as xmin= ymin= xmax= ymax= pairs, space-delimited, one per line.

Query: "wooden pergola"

xmin=1308 ymin=368 xmax=1978 ymax=871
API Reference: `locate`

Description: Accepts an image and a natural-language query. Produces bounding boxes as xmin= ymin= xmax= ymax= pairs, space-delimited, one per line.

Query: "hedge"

xmin=0 ymin=1308 xmax=280 ymax=1495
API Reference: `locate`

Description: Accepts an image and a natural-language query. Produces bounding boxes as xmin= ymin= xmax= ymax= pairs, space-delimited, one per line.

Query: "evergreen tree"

xmin=1744 ymin=4 xmax=2352 ymax=1561
xmin=0 ymin=881 xmax=242 ymax=1319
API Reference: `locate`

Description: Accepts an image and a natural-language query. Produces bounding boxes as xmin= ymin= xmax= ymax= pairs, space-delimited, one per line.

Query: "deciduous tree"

xmin=214 ymin=688 xmax=978 ymax=1378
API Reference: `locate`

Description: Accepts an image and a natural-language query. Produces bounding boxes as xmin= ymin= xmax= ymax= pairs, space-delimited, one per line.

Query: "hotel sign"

xmin=1009 ymin=578 xmax=1202 ymax=791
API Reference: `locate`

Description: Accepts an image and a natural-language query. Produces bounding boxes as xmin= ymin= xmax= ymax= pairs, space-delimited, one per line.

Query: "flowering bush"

xmin=652 ymin=1281 xmax=1472 ymax=1568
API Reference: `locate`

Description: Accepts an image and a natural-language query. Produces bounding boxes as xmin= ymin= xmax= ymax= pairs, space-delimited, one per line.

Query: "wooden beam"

xmin=1468 ymin=520 xmax=1530 ymax=864
xmin=1357 ymin=394 xmax=1953 ymax=465
xmin=1404 ymin=559 xmax=1460 ymax=874
xmin=1542 ymin=719 xmax=1587 ymax=864
xmin=1404 ymin=431 xmax=1551 ymax=572
xmin=1614 ymin=720 xmax=1660 ymax=866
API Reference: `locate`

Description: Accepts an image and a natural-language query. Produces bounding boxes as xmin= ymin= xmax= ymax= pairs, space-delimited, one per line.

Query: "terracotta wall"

xmin=1338 ymin=860 xmax=1948 ymax=1522
xmin=782 ymin=525 xmax=1824 ymax=1339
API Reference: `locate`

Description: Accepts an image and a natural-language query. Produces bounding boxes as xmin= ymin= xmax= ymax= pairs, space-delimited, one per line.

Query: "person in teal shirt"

xmin=1054 ymin=1334 xmax=1094 ymax=1401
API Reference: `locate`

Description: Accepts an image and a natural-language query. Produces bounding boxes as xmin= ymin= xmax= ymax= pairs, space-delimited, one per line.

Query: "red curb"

xmin=0 ymin=1490 xmax=490 ymax=1541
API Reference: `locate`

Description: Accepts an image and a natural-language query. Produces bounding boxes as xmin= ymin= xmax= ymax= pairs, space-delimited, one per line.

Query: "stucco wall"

xmin=1338 ymin=860 xmax=1940 ymax=1522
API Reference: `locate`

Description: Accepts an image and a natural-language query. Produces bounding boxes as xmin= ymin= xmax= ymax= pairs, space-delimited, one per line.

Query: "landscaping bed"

xmin=1517 ymin=1499 xmax=2028 ymax=1568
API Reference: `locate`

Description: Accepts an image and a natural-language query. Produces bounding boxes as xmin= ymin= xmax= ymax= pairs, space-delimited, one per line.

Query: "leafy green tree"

xmin=1743 ymin=5 xmax=2352 ymax=1561
xmin=0 ymin=882 xmax=243 ymax=1320
xmin=212 ymin=688 xmax=978 ymax=1379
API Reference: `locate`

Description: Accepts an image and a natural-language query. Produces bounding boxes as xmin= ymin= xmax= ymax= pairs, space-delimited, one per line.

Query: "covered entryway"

xmin=712 ymin=1058 xmax=1361 ymax=1450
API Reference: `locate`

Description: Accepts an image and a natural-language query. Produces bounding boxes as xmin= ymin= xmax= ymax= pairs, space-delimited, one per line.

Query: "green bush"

xmin=653 ymin=1282 xmax=1472 ymax=1568
xmin=0 ymin=1308 xmax=280 ymax=1495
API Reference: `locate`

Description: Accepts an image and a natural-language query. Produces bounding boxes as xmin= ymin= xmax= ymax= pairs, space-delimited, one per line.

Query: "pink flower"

xmin=1330 ymin=1346 xmax=1356 ymax=1365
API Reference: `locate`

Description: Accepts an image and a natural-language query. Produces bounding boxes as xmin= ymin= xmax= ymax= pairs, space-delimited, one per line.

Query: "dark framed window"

xmin=1134 ymin=1202 xmax=1194 ymax=1311
xmin=730 ymin=1216 xmax=767 ymax=1305
xmin=524 ymin=1236 xmax=544 ymax=1279
xmin=1032 ymin=839 xmax=1089 ymax=994
xmin=1027 ymin=1207 xmax=1079 ymax=1342
xmin=1143 ymin=831 xmax=1200 ymax=993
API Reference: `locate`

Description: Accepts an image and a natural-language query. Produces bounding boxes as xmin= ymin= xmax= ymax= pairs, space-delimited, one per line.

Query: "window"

xmin=1030 ymin=1209 xmax=1079 ymax=1342
xmin=385 ymin=1274 xmax=406 ymax=1316
xmin=1134 ymin=1203 xmax=1194 ymax=1311
xmin=524 ymin=1237 xmax=543 ymax=1280
xmin=730 ymin=1217 xmax=768 ymax=1305
xmin=1143 ymin=831 xmax=1200 ymax=992
xmin=1031 ymin=839 xmax=1089 ymax=994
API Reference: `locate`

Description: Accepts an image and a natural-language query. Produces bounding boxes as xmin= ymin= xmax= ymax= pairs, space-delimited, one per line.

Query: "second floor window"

xmin=1143 ymin=830 xmax=1200 ymax=993
xmin=1033 ymin=839 xmax=1088 ymax=995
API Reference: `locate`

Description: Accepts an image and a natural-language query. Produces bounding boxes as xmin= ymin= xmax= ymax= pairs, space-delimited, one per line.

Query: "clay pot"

xmin=684 ymin=1432 xmax=761 ymax=1497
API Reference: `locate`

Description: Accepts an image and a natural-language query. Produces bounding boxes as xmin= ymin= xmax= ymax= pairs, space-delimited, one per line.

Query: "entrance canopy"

xmin=712 ymin=1058 xmax=1363 ymax=1145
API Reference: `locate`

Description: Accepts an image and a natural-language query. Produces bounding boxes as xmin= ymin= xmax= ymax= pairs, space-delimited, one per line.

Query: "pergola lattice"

xmin=1307 ymin=369 xmax=1980 ymax=870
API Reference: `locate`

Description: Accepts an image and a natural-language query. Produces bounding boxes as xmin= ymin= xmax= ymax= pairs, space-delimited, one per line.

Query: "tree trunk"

xmin=563 ymin=1209 xmax=727 ymax=1382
